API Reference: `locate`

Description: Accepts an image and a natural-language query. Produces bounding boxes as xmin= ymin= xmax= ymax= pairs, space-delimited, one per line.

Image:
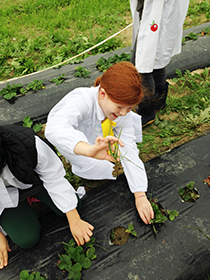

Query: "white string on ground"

xmin=0 ymin=23 xmax=133 ymax=84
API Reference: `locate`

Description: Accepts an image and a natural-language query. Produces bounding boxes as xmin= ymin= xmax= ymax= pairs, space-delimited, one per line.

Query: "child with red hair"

xmin=45 ymin=61 xmax=154 ymax=246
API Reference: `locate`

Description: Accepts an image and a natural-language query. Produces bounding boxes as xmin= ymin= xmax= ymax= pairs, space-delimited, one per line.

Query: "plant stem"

xmin=93 ymin=244 xmax=110 ymax=252
xmin=182 ymin=226 xmax=210 ymax=240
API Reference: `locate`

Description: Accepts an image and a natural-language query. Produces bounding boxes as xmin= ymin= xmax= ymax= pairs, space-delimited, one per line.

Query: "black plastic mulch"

xmin=1 ymin=132 xmax=210 ymax=280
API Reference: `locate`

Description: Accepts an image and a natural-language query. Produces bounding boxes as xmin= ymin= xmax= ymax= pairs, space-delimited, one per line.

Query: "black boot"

xmin=155 ymin=82 xmax=169 ymax=111
xmin=136 ymin=92 xmax=158 ymax=127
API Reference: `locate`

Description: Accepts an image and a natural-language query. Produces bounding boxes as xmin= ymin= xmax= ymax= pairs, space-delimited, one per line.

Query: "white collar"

xmin=93 ymin=86 xmax=106 ymax=121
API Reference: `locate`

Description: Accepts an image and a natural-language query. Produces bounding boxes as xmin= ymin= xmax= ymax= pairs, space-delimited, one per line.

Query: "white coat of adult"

xmin=130 ymin=0 xmax=190 ymax=73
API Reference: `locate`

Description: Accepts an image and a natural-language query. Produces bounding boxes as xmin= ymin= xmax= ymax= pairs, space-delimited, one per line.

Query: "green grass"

xmin=139 ymin=67 xmax=210 ymax=162
xmin=0 ymin=0 xmax=209 ymax=81
xmin=0 ymin=0 xmax=130 ymax=81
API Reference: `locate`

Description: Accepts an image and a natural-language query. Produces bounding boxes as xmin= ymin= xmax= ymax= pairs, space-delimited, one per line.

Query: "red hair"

xmin=94 ymin=61 xmax=143 ymax=105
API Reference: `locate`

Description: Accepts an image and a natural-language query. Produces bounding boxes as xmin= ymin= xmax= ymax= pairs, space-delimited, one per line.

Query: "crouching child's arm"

xmin=66 ymin=209 xmax=94 ymax=246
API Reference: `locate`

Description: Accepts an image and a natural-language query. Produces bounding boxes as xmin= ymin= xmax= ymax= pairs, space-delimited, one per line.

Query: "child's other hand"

xmin=0 ymin=232 xmax=11 ymax=269
xmin=134 ymin=193 xmax=154 ymax=224
xmin=92 ymin=136 xmax=124 ymax=162
xmin=74 ymin=136 xmax=124 ymax=162
xmin=70 ymin=219 xmax=94 ymax=246
xmin=66 ymin=209 xmax=94 ymax=246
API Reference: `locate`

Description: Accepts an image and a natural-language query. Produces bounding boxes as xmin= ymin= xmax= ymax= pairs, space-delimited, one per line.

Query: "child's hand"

xmin=90 ymin=136 xmax=124 ymax=162
xmin=134 ymin=193 xmax=154 ymax=224
xmin=74 ymin=136 xmax=124 ymax=162
xmin=66 ymin=209 xmax=94 ymax=246
xmin=70 ymin=219 xmax=94 ymax=246
xmin=0 ymin=232 xmax=11 ymax=269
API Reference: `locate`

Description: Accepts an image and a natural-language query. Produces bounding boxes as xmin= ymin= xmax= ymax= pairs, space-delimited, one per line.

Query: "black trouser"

xmin=0 ymin=188 xmax=64 ymax=249
xmin=131 ymin=35 xmax=166 ymax=97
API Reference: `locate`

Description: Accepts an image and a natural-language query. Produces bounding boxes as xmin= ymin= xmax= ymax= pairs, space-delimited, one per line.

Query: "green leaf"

xmin=75 ymin=246 xmax=83 ymax=254
xmin=73 ymin=271 xmax=81 ymax=280
xmin=34 ymin=272 xmax=41 ymax=280
xmin=68 ymin=271 xmax=75 ymax=280
xmin=58 ymin=262 xmax=66 ymax=270
xmin=66 ymin=246 xmax=75 ymax=257
xmin=33 ymin=123 xmax=43 ymax=133
xmin=3 ymin=91 xmax=17 ymax=100
xmin=71 ymin=263 xmax=82 ymax=273
xmin=81 ymin=257 xmax=92 ymax=269
xmin=86 ymin=247 xmax=95 ymax=259
xmin=73 ymin=252 xmax=81 ymax=262
xmin=85 ymin=237 xmax=95 ymax=248
xmin=179 ymin=188 xmax=185 ymax=195
xmin=28 ymin=274 xmax=35 ymax=280
xmin=19 ymin=270 xmax=30 ymax=279
xmin=167 ymin=210 xmax=179 ymax=221
xmin=59 ymin=254 xmax=71 ymax=263
xmin=187 ymin=181 xmax=195 ymax=190
xmin=23 ymin=116 xmax=33 ymax=127
xmin=127 ymin=223 xmax=134 ymax=231
xmin=110 ymin=229 xmax=115 ymax=240
xmin=20 ymin=87 xmax=27 ymax=94
xmin=131 ymin=230 xmax=137 ymax=237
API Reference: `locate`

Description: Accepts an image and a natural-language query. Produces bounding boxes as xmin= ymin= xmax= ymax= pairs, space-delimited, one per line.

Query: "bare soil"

xmin=140 ymin=125 xmax=210 ymax=163
xmin=110 ymin=226 xmax=130 ymax=245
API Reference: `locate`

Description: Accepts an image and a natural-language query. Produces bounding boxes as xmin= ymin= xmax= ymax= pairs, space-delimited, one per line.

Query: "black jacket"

xmin=0 ymin=125 xmax=55 ymax=202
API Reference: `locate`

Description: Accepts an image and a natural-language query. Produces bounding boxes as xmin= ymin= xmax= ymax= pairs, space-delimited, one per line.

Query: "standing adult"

xmin=130 ymin=0 xmax=190 ymax=126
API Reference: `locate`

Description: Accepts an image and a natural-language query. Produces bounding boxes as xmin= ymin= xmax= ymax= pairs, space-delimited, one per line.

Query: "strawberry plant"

xmin=50 ymin=74 xmax=66 ymax=85
xmin=74 ymin=66 xmax=90 ymax=78
xmin=19 ymin=270 xmax=46 ymax=280
xmin=96 ymin=53 xmax=131 ymax=72
xmin=185 ymin=32 xmax=198 ymax=41
xmin=150 ymin=199 xmax=179 ymax=234
xmin=167 ymin=210 xmax=179 ymax=221
xmin=25 ymin=80 xmax=45 ymax=91
xmin=58 ymin=237 xmax=97 ymax=280
xmin=150 ymin=200 xmax=168 ymax=234
xmin=179 ymin=181 xmax=199 ymax=202
xmin=202 ymin=27 xmax=210 ymax=35
xmin=0 ymin=83 xmax=26 ymax=100
xmin=125 ymin=223 xmax=137 ymax=237
xmin=23 ymin=116 xmax=42 ymax=133
xmin=106 ymin=123 xmax=143 ymax=177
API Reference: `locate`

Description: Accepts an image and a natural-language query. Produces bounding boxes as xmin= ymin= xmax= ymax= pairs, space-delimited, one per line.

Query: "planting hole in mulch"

xmin=150 ymin=199 xmax=168 ymax=234
xmin=150 ymin=199 xmax=165 ymax=215
xmin=179 ymin=187 xmax=199 ymax=202
xmin=179 ymin=182 xmax=200 ymax=202
xmin=110 ymin=226 xmax=130 ymax=245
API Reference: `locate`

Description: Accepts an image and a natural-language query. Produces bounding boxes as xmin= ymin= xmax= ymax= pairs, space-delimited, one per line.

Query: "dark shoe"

xmin=141 ymin=111 xmax=156 ymax=127
xmin=155 ymin=82 xmax=169 ymax=111
xmin=136 ymin=94 xmax=157 ymax=127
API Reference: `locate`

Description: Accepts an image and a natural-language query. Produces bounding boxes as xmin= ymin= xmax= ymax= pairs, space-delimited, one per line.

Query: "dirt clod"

xmin=112 ymin=161 xmax=124 ymax=177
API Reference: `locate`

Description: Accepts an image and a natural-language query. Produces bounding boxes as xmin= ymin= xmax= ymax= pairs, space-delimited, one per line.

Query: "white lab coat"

xmin=130 ymin=0 xmax=190 ymax=72
xmin=45 ymin=86 xmax=148 ymax=194
xmin=0 ymin=136 xmax=78 ymax=228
